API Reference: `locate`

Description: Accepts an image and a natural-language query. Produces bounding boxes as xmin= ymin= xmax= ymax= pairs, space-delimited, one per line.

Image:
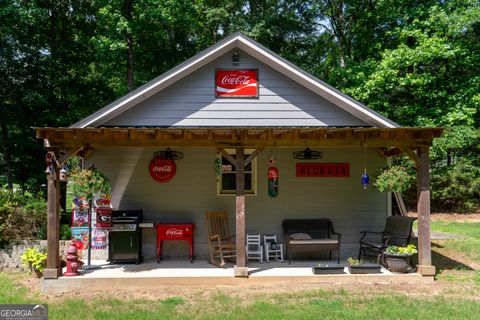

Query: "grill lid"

xmin=111 ymin=210 xmax=143 ymax=223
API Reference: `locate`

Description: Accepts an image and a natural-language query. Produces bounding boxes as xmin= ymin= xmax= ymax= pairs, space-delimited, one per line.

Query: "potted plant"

xmin=21 ymin=248 xmax=47 ymax=278
xmin=384 ymin=244 xmax=417 ymax=273
xmin=312 ymin=263 xmax=345 ymax=274
xmin=347 ymin=257 xmax=382 ymax=274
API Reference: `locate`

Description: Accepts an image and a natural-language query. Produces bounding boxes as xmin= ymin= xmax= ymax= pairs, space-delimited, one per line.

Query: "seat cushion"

xmin=290 ymin=239 xmax=338 ymax=245
xmin=289 ymin=233 xmax=312 ymax=240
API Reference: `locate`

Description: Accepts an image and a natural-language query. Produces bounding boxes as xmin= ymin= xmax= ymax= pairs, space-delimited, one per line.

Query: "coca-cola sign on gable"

xmin=215 ymin=69 xmax=258 ymax=97
xmin=149 ymin=157 xmax=176 ymax=183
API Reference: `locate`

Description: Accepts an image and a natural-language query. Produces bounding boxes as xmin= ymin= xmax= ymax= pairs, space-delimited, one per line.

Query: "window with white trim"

xmin=217 ymin=149 xmax=257 ymax=195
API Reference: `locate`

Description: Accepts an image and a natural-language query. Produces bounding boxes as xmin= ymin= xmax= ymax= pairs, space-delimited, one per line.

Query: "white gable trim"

xmin=72 ymin=32 xmax=398 ymax=128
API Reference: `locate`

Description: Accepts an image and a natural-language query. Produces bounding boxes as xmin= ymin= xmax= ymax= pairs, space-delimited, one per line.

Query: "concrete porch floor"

xmin=41 ymin=259 xmax=433 ymax=293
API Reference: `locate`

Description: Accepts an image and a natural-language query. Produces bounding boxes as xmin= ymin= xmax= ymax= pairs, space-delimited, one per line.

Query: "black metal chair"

xmin=358 ymin=216 xmax=416 ymax=264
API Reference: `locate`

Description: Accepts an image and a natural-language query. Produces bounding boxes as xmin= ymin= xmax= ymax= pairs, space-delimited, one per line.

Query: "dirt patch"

xmin=39 ymin=277 xmax=479 ymax=304
xmin=407 ymin=211 xmax=480 ymax=222
xmin=431 ymin=213 xmax=480 ymax=222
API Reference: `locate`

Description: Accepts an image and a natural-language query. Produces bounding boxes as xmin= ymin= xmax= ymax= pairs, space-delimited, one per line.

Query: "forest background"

xmin=0 ymin=0 xmax=479 ymax=242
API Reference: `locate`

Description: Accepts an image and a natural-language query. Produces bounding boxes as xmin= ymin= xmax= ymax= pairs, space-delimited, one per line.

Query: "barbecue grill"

xmin=108 ymin=210 xmax=143 ymax=264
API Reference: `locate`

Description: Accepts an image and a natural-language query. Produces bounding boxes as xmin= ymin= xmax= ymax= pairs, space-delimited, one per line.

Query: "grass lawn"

xmin=1 ymin=217 xmax=479 ymax=320
xmin=430 ymin=220 xmax=480 ymax=263
xmin=0 ymin=272 xmax=479 ymax=320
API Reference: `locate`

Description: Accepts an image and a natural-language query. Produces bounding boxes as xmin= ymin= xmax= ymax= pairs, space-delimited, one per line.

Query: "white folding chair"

xmin=246 ymin=234 xmax=263 ymax=263
xmin=263 ymin=234 xmax=284 ymax=262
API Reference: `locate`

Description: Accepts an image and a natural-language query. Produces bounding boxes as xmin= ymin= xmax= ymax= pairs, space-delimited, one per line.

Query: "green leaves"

xmin=69 ymin=168 xmax=111 ymax=200
xmin=373 ymin=165 xmax=414 ymax=193
xmin=20 ymin=248 xmax=47 ymax=273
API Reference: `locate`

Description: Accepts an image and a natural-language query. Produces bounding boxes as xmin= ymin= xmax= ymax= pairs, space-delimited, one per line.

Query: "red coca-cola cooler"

xmin=95 ymin=198 xmax=113 ymax=228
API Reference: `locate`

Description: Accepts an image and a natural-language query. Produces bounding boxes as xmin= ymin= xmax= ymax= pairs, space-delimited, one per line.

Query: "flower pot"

xmin=312 ymin=264 xmax=345 ymax=274
xmin=31 ymin=267 xmax=43 ymax=278
xmin=348 ymin=263 xmax=382 ymax=274
xmin=384 ymin=254 xmax=411 ymax=273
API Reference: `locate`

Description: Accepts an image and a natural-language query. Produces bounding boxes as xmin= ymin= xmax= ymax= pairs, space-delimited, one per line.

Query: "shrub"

xmin=0 ymin=186 xmax=47 ymax=244
xmin=432 ymin=159 xmax=480 ymax=212
xmin=373 ymin=165 xmax=415 ymax=193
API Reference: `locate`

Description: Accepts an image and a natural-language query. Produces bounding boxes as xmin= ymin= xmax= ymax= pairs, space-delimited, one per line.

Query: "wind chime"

xmin=361 ymin=141 xmax=370 ymax=189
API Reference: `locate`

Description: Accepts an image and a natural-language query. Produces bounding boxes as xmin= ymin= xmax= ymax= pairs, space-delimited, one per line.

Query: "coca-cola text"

xmin=221 ymin=75 xmax=251 ymax=85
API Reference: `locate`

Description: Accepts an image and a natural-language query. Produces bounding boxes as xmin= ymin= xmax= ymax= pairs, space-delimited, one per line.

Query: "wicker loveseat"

xmin=282 ymin=219 xmax=341 ymax=263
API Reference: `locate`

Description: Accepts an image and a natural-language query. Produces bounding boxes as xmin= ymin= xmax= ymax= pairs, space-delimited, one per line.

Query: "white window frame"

xmin=216 ymin=149 xmax=257 ymax=196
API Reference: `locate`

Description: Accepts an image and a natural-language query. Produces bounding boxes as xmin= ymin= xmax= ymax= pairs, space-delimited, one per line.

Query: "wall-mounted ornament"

xmin=149 ymin=148 xmax=182 ymax=183
xmin=292 ymin=148 xmax=323 ymax=160
xmin=215 ymin=69 xmax=258 ymax=97
xmin=214 ymin=152 xmax=222 ymax=177
xmin=154 ymin=148 xmax=184 ymax=160
xmin=361 ymin=142 xmax=369 ymax=189
xmin=267 ymin=152 xmax=278 ymax=198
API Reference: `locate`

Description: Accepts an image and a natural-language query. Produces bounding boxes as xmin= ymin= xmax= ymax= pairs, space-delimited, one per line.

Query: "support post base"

xmin=43 ymin=268 xmax=62 ymax=279
xmin=416 ymin=265 xmax=436 ymax=276
xmin=234 ymin=266 xmax=249 ymax=277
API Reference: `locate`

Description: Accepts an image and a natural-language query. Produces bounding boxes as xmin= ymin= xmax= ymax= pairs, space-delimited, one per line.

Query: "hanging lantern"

xmin=59 ymin=167 xmax=68 ymax=182
xmin=361 ymin=142 xmax=369 ymax=189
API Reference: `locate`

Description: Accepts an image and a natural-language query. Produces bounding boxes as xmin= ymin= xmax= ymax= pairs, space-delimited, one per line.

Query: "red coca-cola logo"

xmin=216 ymin=69 xmax=258 ymax=97
xmin=268 ymin=167 xmax=278 ymax=179
xmin=166 ymin=228 xmax=183 ymax=236
xmin=149 ymin=157 xmax=176 ymax=183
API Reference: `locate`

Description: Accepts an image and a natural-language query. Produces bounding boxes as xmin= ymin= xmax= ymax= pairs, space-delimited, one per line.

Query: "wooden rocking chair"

xmin=205 ymin=210 xmax=236 ymax=267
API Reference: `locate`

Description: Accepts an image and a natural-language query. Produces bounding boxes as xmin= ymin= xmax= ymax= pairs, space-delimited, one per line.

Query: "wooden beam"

xmin=43 ymin=148 xmax=62 ymax=279
xmin=384 ymin=148 xmax=403 ymax=157
xmin=36 ymin=127 xmax=444 ymax=149
xmin=400 ymin=148 xmax=420 ymax=165
xmin=234 ymin=148 xmax=247 ymax=277
xmin=375 ymin=147 xmax=388 ymax=157
xmin=244 ymin=147 xmax=265 ymax=167
xmin=218 ymin=148 xmax=236 ymax=166
xmin=416 ymin=146 xmax=435 ymax=276
xmin=58 ymin=146 xmax=83 ymax=166
xmin=393 ymin=192 xmax=408 ymax=217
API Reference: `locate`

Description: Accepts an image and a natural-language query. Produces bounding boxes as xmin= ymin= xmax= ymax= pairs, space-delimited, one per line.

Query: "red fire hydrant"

xmin=64 ymin=242 xmax=80 ymax=276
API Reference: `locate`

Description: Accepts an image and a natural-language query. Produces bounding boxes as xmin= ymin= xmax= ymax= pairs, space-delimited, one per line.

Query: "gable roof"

xmin=72 ymin=32 xmax=398 ymax=128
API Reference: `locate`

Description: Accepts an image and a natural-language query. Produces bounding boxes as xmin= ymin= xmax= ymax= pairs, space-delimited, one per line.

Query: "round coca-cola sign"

xmin=149 ymin=157 xmax=176 ymax=183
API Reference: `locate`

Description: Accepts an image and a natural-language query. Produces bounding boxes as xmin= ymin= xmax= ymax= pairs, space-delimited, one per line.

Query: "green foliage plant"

xmin=0 ymin=186 xmax=47 ymax=244
xmin=20 ymin=248 xmax=47 ymax=273
xmin=69 ymin=168 xmax=111 ymax=200
xmin=373 ymin=165 xmax=414 ymax=193
xmin=347 ymin=257 xmax=361 ymax=265
xmin=385 ymin=244 xmax=417 ymax=256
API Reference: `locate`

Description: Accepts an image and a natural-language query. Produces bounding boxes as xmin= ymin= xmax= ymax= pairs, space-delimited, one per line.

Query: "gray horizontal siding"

xmin=87 ymin=147 xmax=387 ymax=260
xmin=104 ymin=49 xmax=369 ymax=128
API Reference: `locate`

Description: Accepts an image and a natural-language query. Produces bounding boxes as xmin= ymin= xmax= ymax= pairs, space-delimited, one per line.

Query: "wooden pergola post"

xmin=43 ymin=149 xmax=62 ymax=279
xmin=416 ymin=146 xmax=435 ymax=276
xmin=234 ymin=147 xmax=248 ymax=277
